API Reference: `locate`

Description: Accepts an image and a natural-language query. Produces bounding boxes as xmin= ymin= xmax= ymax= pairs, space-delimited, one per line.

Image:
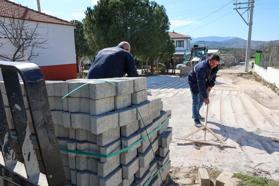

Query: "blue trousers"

xmin=191 ymin=91 xmax=203 ymax=120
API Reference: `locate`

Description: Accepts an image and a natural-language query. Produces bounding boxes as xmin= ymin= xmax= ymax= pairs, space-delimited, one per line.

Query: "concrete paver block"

xmin=198 ymin=168 xmax=210 ymax=186
xmin=70 ymin=169 xmax=77 ymax=185
xmin=136 ymin=101 xmax=151 ymax=119
xmin=135 ymin=159 xmax=155 ymax=179
xmin=159 ymin=127 xmax=172 ymax=148
xmin=139 ymin=144 xmax=156 ymax=168
xmin=99 ymin=140 xmax=121 ymax=162
xmin=120 ymin=177 xmax=135 ymax=186
xmin=45 ymin=81 xmax=68 ymax=97
xmin=115 ymin=94 xmax=131 ymax=110
xmin=54 ymin=125 xmax=68 ymax=138
xmin=102 ymin=79 xmax=134 ymax=95
xmin=77 ymin=171 xmax=91 ymax=186
xmin=132 ymin=90 xmax=147 ymax=105
xmin=66 ymin=80 xmax=90 ymax=98
xmin=120 ymin=148 xmax=137 ymax=165
xmin=119 ymin=107 xmax=137 ymax=127
xmin=72 ymin=173 xmax=94 ymax=186
xmin=90 ymin=97 xmax=114 ymax=115
xmin=90 ymin=173 xmax=98 ymax=186
xmin=156 ymin=151 xmax=169 ymax=167
xmin=63 ymin=166 xmax=70 ymax=180
xmin=120 ymin=121 xmax=139 ymax=137
xmin=61 ymin=153 xmax=69 ymax=167
xmin=115 ymin=77 xmax=147 ymax=92
xmin=134 ymin=160 xmax=157 ymax=185
xmin=138 ymin=134 xmax=156 ymax=153
xmin=71 ymin=113 xmax=90 ymax=131
xmin=68 ymin=97 xmax=90 ymax=113
xmin=87 ymin=157 xmax=98 ymax=173
xmin=51 ymin=111 xmax=63 ymax=126
xmin=89 ymin=80 xmax=116 ymax=99
xmin=121 ymin=132 xmax=141 ymax=147
xmin=138 ymin=115 xmax=155 ymax=128
xmin=149 ymin=98 xmax=163 ymax=113
xmin=87 ymin=132 xmax=97 ymax=143
xmin=62 ymin=112 xmax=71 ymax=128
xmin=48 ymin=96 xmax=68 ymax=111
xmin=158 ymin=148 xmax=169 ymax=158
xmin=99 ymin=167 xmax=122 ymax=186
xmin=91 ymin=112 xmax=119 ymax=135
xmin=159 ymin=160 xmax=170 ymax=182
xmin=76 ymin=156 xmax=88 ymax=171
xmin=75 ymin=129 xmax=89 ymax=142
xmin=216 ymin=171 xmax=234 ymax=186
xmin=97 ymin=155 xmax=120 ymax=177
xmin=122 ymin=157 xmax=139 ymax=179
xmin=97 ymin=127 xmax=120 ymax=146
xmin=69 ymin=128 xmax=76 ymax=139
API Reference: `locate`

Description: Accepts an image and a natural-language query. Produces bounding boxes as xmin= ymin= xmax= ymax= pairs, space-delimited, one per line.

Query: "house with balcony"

xmin=168 ymin=31 xmax=191 ymax=65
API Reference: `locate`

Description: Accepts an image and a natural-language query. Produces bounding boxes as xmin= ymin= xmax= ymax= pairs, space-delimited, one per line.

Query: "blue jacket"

xmin=88 ymin=47 xmax=138 ymax=79
xmin=188 ymin=60 xmax=219 ymax=99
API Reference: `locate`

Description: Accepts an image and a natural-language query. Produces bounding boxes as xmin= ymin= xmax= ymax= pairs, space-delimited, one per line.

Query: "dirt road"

xmin=147 ymin=65 xmax=279 ymax=184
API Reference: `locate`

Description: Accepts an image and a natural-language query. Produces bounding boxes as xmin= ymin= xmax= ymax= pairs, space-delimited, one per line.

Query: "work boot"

xmin=194 ymin=118 xmax=202 ymax=127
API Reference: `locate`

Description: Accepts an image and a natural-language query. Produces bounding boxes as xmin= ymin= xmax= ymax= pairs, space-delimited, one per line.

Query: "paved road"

xmin=147 ymin=65 xmax=279 ymax=183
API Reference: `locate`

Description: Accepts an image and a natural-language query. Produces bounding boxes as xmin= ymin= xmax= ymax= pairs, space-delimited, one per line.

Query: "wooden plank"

xmin=198 ymin=168 xmax=210 ymax=186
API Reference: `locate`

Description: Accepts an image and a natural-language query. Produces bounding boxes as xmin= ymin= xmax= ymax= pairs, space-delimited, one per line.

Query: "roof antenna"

xmin=36 ymin=0 xmax=41 ymax=12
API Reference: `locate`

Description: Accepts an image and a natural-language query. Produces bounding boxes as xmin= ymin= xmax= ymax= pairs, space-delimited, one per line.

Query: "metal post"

xmin=244 ymin=0 xmax=254 ymax=72
xmin=36 ymin=0 xmax=41 ymax=12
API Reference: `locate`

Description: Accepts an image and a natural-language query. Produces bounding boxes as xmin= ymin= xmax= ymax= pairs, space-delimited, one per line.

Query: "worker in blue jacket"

xmin=188 ymin=54 xmax=220 ymax=127
xmin=88 ymin=41 xmax=138 ymax=79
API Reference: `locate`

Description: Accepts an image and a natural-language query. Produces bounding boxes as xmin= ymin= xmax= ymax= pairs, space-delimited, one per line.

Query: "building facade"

xmin=0 ymin=0 xmax=76 ymax=80
xmin=168 ymin=31 xmax=191 ymax=65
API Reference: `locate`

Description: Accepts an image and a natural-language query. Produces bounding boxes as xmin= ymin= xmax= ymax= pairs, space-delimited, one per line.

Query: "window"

xmin=176 ymin=40 xmax=184 ymax=47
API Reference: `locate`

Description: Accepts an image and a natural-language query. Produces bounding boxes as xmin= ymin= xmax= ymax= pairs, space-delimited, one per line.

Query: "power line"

xmin=183 ymin=11 xmax=232 ymax=34
xmin=197 ymin=0 xmax=234 ymax=22
xmin=172 ymin=0 xmax=234 ymax=30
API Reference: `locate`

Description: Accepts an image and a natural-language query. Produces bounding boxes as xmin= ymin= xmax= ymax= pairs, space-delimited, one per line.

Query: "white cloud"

xmin=170 ymin=19 xmax=193 ymax=27
xmin=91 ymin=0 xmax=99 ymax=5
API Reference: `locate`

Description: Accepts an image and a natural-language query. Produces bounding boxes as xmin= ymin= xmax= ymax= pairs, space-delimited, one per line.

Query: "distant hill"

xmin=192 ymin=36 xmax=236 ymax=43
xmin=192 ymin=36 xmax=278 ymax=49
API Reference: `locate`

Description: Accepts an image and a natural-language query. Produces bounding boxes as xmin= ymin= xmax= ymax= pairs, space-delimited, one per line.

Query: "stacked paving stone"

xmin=0 ymin=77 xmax=172 ymax=186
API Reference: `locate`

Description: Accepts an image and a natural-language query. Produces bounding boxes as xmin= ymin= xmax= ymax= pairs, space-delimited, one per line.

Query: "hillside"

xmin=192 ymin=36 xmax=279 ymax=49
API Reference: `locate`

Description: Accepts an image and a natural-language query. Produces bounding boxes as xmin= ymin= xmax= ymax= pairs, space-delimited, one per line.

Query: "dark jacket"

xmin=188 ymin=60 xmax=219 ymax=99
xmin=88 ymin=47 xmax=138 ymax=79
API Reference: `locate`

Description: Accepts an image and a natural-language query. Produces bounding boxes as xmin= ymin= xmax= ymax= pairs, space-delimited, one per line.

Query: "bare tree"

xmin=0 ymin=10 xmax=46 ymax=62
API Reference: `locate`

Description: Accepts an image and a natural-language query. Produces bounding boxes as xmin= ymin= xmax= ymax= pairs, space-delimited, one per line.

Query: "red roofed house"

xmin=0 ymin=0 xmax=76 ymax=80
xmin=168 ymin=31 xmax=191 ymax=64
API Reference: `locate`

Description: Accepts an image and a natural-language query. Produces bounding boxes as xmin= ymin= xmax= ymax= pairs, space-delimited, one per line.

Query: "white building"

xmin=0 ymin=0 xmax=76 ymax=80
xmin=168 ymin=31 xmax=191 ymax=64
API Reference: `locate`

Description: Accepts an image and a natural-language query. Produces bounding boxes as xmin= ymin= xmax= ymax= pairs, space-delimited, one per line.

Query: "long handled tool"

xmin=176 ymin=104 xmax=235 ymax=148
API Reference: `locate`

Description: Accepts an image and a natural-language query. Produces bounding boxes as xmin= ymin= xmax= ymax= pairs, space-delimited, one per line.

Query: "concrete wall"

xmin=253 ymin=64 xmax=279 ymax=88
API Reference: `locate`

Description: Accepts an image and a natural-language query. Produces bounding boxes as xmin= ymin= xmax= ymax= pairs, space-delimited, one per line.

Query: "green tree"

xmin=83 ymin=0 xmax=174 ymax=73
xmin=71 ymin=20 xmax=91 ymax=61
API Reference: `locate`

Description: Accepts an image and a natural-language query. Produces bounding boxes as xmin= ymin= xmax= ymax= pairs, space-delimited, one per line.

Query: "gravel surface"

xmin=147 ymin=65 xmax=279 ymax=184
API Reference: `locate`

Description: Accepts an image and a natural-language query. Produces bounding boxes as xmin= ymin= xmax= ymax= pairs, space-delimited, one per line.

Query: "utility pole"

xmin=36 ymin=0 xmax=41 ymax=12
xmin=234 ymin=0 xmax=255 ymax=72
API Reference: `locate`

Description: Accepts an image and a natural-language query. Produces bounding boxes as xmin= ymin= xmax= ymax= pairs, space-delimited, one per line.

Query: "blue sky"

xmin=11 ymin=0 xmax=279 ymax=41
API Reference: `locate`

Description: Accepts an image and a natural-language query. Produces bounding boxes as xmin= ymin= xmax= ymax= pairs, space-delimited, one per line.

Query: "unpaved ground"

xmin=147 ymin=65 xmax=279 ymax=185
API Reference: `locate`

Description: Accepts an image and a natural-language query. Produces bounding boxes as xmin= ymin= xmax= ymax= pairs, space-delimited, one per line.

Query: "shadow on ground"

xmin=208 ymin=121 xmax=279 ymax=154
xmin=147 ymin=75 xmax=190 ymax=90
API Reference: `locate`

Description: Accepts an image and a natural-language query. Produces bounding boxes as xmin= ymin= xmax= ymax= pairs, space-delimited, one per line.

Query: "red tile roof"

xmin=0 ymin=0 xmax=73 ymax=26
xmin=169 ymin=31 xmax=191 ymax=39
